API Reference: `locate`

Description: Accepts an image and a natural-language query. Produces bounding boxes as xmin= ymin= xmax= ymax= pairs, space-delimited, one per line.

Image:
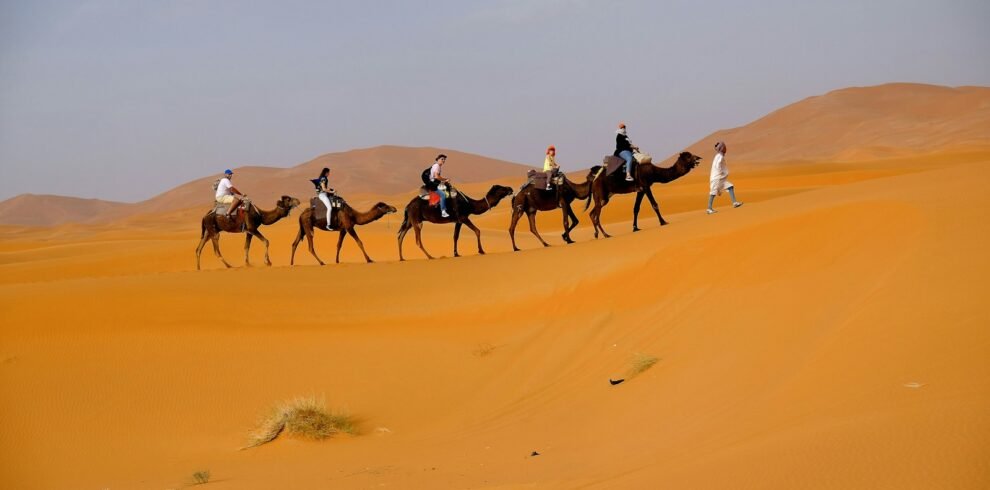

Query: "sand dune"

xmin=1 ymin=148 xmax=988 ymax=489
xmin=6 ymin=83 xmax=989 ymax=228
xmin=668 ymin=83 xmax=990 ymax=165
xmin=2 ymin=84 xmax=989 ymax=488
xmin=0 ymin=146 xmax=532 ymax=227
xmin=0 ymin=194 xmax=133 ymax=226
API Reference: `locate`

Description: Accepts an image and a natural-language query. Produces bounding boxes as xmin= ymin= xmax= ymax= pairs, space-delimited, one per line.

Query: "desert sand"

xmin=1 ymin=84 xmax=989 ymax=489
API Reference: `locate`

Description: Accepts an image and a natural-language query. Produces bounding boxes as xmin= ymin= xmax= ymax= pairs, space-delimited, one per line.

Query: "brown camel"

xmin=397 ymin=184 xmax=513 ymax=260
xmin=508 ymin=174 xmax=592 ymax=251
xmin=290 ymin=201 xmax=398 ymax=266
xmin=585 ymin=151 xmax=702 ymax=238
xmin=196 ymin=195 xmax=301 ymax=270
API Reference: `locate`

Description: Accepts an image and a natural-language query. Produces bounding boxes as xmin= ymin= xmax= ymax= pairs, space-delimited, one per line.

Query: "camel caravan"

xmin=196 ymin=123 xmax=728 ymax=270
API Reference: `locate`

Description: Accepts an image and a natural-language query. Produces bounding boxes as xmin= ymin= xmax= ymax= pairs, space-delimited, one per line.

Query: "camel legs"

xmin=290 ymin=226 xmax=304 ymax=265
xmin=589 ymin=192 xmax=608 ymax=239
xmin=526 ymin=211 xmax=550 ymax=248
xmin=300 ymin=229 xmax=324 ymax=266
xmin=397 ymin=221 xmax=411 ymax=261
xmin=562 ymin=203 xmax=578 ymax=244
xmin=509 ymin=207 xmax=523 ymax=252
xmin=334 ymin=229 xmax=346 ymax=264
xmin=243 ymin=234 xmax=254 ymax=266
xmin=644 ymin=187 xmax=667 ymax=226
xmin=413 ymin=222 xmax=434 ymax=259
xmin=195 ymin=233 xmax=210 ymax=270
xmin=210 ymin=234 xmax=232 ymax=268
xmin=464 ymin=218 xmax=485 ymax=255
xmin=632 ymin=192 xmax=645 ymax=232
xmin=591 ymin=203 xmax=611 ymax=239
xmin=346 ymin=227 xmax=373 ymax=263
xmin=453 ymin=222 xmax=462 ymax=257
xmin=632 ymin=187 xmax=666 ymax=231
xmin=245 ymin=230 xmax=271 ymax=266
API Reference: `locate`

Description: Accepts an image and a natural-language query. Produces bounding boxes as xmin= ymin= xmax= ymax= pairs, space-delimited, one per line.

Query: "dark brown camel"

xmin=397 ymin=185 xmax=513 ymax=260
xmin=195 ymin=195 xmax=301 ymax=270
xmin=508 ymin=175 xmax=592 ymax=251
xmin=290 ymin=201 xmax=398 ymax=265
xmin=585 ymin=151 xmax=703 ymax=238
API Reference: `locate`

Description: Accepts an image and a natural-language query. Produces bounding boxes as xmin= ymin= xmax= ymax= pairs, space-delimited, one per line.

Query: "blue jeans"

xmin=435 ymin=185 xmax=447 ymax=212
xmin=619 ymin=150 xmax=634 ymax=176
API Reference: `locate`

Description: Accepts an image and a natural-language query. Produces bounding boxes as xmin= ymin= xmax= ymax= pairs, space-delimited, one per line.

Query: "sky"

xmin=1 ymin=0 xmax=988 ymax=202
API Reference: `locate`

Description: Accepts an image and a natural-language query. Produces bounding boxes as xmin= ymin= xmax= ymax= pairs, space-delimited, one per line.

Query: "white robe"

xmin=709 ymin=152 xmax=733 ymax=196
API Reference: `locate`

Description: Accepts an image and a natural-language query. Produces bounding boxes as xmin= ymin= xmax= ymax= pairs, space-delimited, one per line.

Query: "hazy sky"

xmin=1 ymin=0 xmax=988 ymax=202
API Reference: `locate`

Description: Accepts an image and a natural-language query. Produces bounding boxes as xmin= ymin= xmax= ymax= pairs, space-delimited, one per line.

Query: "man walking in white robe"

xmin=707 ymin=141 xmax=743 ymax=214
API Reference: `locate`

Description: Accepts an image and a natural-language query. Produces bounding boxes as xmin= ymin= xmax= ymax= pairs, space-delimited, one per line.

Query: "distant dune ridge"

xmin=0 ymin=146 xmax=532 ymax=226
xmin=0 ymin=194 xmax=132 ymax=226
xmin=681 ymin=83 xmax=990 ymax=164
xmin=1 ymin=83 xmax=988 ymax=226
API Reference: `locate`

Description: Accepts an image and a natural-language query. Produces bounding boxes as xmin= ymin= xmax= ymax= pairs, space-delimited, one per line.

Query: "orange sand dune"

xmin=1 ymin=149 xmax=988 ymax=489
xmin=0 ymin=194 xmax=132 ymax=226
xmin=6 ymin=83 xmax=989 ymax=228
xmin=0 ymin=146 xmax=532 ymax=227
xmin=676 ymin=83 xmax=990 ymax=165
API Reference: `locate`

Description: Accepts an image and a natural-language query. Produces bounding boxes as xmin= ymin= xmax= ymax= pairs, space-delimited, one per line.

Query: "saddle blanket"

xmin=212 ymin=198 xmax=250 ymax=216
xmin=602 ymin=155 xmax=628 ymax=176
xmin=310 ymin=196 xmax=345 ymax=228
xmin=525 ymin=169 xmax=564 ymax=189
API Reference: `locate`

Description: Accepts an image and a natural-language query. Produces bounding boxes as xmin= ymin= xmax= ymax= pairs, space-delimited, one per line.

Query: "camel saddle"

xmin=418 ymin=185 xmax=457 ymax=206
xmin=310 ymin=195 xmax=345 ymax=229
xmin=602 ymin=155 xmax=630 ymax=176
xmin=211 ymin=197 xmax=250 ymax=216
xmin=525 ymin=169 xmax=564 ymax=189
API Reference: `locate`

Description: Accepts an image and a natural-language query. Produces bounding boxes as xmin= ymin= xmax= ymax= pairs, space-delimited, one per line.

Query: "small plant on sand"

xmin=191 ymin=470 xmax=210 ymax=485
xmin=473 ymin=342 xmax=496 ymax=357
xmin=243 ymin=396 xmax=355 ymax=449
xmin=628 ymin=353 xmax=659 ymax=377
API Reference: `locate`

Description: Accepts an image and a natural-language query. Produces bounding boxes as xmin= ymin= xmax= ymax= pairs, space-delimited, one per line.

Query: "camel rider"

xmin=615 ymin=122 xmax=638 ymax=182
xmin=215 ymin=169 xmax=246 ymax=217
xmin=429 ymin=154 xmax=451 ymax=218
xmin=312 ymin=167 xmax=336 ymax=231
xmin=544 ymin=145 xmax=560 ymax=190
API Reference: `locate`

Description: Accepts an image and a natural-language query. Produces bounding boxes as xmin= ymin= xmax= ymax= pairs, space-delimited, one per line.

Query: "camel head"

xmin=488 ymin=185 xmax=514 ymax=202
xmin=678 ymin=151 xmax=703 ymax=170
xmin=376 ymin=202 xmax=398 ymax=215
xmin=279 ymin=195 xmax=301 ymax=211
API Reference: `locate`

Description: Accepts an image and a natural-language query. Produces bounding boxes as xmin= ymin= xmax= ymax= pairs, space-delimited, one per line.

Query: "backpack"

xmin=421 ymin=167 xmax=432 ymax=185
xmin=311 ymin=177 xmax=323 ymax=191
xmin=212 ymin=178 xmax=221 ymax=191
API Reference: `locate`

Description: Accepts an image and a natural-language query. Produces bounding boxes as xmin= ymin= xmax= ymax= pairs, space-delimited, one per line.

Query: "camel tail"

xmin=200 ymin=218 xmax=207 ymax=239
xmin=584 ymin=166 xmax=603 ymax=212
xmin=398 ymin=206 xmax=410 ymax=235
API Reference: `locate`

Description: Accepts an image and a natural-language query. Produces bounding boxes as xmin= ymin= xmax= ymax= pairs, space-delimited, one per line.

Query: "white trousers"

xmin=318 ymin=192 xmax=333 ymax=227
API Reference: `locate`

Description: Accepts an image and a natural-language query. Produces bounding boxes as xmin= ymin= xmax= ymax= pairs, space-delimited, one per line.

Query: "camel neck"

xmin=647 ymin=159 xmax=692 ymax=184
xmin=258 ymin=206 xmax=288 ymax=225
xmin=352 ymin=206 xmax=385 ymax=225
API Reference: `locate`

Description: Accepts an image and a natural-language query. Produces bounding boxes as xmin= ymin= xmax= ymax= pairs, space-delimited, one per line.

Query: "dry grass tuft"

xmin=243 ymin=396 xmax=354 ymax=449
xmin=191 ymin=470 xmax=210 ymax=485
xmin=628 ymin=353 xmax=659 ymax=377
xmin=473 ymin=342 xmax=496 ymax=357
